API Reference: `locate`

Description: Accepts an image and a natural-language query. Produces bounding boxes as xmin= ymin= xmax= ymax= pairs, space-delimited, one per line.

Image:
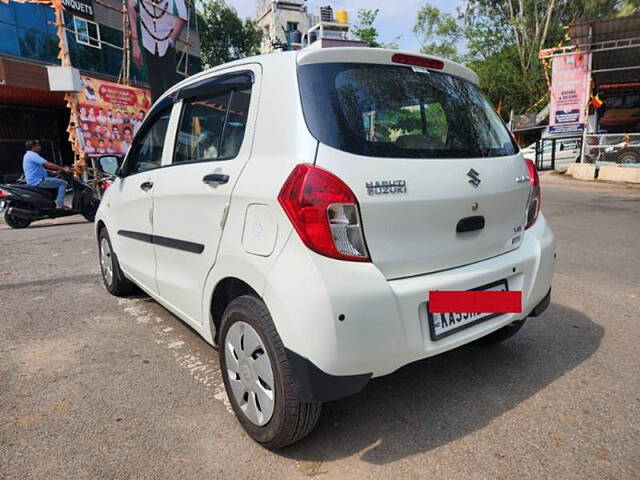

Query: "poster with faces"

xmin=76 ymin=75 xmax=152 ymax=156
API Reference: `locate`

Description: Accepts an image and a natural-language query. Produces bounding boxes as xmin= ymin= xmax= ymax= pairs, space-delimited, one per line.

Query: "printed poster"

xmin=128 ymin=0 xmax=188 ymax=102
xmin=549 ymin=53 xmax=590 ymax=130
xmin=75 ymin=75 xmax=152 ymax=157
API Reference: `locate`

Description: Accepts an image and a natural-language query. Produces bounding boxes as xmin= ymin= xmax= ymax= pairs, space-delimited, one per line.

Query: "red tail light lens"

xmin=0 ymin=188 xmax=11 ymax=198
xmin=392 ymin=53 xmax=444 ymax=70
xmin=524 ymin=158 xmax=540 ymax=229
xmin=278 ymin=164 xmax=370 ymax=262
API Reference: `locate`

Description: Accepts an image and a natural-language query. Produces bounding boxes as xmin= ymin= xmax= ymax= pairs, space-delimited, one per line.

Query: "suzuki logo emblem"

xmin=467 ymin=169 xmax=481 ymax=188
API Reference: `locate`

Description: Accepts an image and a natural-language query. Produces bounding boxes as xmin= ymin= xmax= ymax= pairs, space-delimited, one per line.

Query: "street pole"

xmin=580 ymin=26 xmax=593 ymax=164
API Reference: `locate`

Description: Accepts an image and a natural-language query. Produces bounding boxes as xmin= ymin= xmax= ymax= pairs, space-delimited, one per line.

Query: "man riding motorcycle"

xmin=23 ymin=140 xmax=70 ymax=210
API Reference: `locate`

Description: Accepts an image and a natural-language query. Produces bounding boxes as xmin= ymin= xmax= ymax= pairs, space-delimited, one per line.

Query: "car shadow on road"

xmin=279 ymin=304 xmax=603 ymax=465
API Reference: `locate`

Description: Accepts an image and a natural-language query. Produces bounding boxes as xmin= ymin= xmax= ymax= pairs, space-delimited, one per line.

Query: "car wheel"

xmin=4 ymin=210 xmax=31 ymax=229
xmin=98 ymin=228 xmax=135 ymax=296
xmin=619 ymin=151 xmax=640 ymax=164
xmin=473 ymin=320 xmax=525 ymax=345
xmin=220 ymin=295 xmax=322 ymax=449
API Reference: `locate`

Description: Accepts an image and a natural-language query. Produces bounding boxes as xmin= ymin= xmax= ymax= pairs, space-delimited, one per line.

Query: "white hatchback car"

xmin=95 ymin=48 xmax=556 ymax=448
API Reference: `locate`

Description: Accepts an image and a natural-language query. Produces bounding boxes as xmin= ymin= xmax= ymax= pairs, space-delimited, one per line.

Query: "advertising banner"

xmin=128 ymin=0 xmax=188 ymax=102
xmin=549 ymin=53 xmax=590 ymax=134
xmin=75 ymin=75 xmax=152 ymax=157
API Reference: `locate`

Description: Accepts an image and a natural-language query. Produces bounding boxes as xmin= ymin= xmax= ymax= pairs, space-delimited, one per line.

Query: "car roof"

xmin=297 ymin=48 xmax=479 ymax=85
xmin=160 ymin=48 xmax=480 ymax=104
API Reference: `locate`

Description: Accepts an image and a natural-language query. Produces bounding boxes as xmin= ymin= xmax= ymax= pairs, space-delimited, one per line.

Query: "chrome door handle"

xmin=140 ymin=181 xmax=154 ymax=191
xmin=203 ymin=174 xmax=230 ymax=186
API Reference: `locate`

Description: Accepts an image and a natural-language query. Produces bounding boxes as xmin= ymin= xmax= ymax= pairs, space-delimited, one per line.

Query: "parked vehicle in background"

xmin=581 ymin=134 xmax=640 ymax=164
xmin=599 ymin=135 xmax=640 ymax=164
xmin=95 ymin=48 xmax=556 ymax=449
xmin=521 ymin=138 xmax=580 ymax=170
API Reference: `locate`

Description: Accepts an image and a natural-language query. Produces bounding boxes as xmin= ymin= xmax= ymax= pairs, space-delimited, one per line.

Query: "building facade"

xmin=256 ymin=1 xmax=365 ymax=54
xmin=0 ymin=0 xmax=201 ymax=181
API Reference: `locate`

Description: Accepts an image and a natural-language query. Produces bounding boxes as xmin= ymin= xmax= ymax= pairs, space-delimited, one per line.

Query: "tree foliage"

xmin=196 ymin=0 xmax=262 ymax=68
xmin=413 ymin=5 xmax=462 ymax=61
xmin=414 ymin=0 xmax=626 ymax=117
xmin=353 ymin=9 xmax=400 ymax=49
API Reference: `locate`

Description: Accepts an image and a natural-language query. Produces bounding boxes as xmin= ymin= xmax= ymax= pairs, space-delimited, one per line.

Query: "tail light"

xmin=524 ymin=158 xmax=540 ymax=229
xmin=278 ymin=164 xmax=370 ymax=262
xmin=0 ymin=188 xmax=11 ymax=199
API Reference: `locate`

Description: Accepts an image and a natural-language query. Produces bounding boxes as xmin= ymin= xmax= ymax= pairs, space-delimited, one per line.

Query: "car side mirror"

xmin=98 ymin=155 xmax=122 ymax=176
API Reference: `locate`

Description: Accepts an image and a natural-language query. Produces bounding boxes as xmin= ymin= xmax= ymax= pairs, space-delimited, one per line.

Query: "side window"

xmin=127 ymin=107 xmax=172 ymax=175
xmin=174 ymin=92 xmax=230 ymax=164
xmin=74 ymin=16 xmax=101 ymax=49
xmin=173 ymin=87 xmax=251 ymax=164
xmin=220 ymin=88 xmax=251 ymax=158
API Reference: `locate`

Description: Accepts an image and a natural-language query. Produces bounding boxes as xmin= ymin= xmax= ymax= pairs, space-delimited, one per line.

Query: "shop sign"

xmin=61 ymin=0 xmax=94 ymax=19
xmin=514 ymin=113 xmax=537 ymax=130
xmin=549 ymin=124 xmax=585 ymax=135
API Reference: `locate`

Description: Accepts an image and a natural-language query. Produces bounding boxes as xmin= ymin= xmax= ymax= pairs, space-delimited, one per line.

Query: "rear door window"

xmin=173 ymin=88 xmax=251 ymax=164
xmin=298 ymin=63 xmax=518 ymax=158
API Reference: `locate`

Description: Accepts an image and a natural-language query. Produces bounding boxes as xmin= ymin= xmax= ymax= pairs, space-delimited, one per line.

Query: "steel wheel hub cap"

xmin=100 ymin=238 xmax=113 ymax=286
xmin=225 ymin=321 xmax=275 ymax=426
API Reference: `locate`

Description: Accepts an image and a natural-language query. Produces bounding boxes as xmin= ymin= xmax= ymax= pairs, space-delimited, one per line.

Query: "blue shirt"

xmin=23 ymin=151 xmax=48 ymax=185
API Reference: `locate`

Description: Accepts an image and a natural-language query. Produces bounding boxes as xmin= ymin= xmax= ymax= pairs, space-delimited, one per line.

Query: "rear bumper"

xmin=529 ymin=288 xmax=551 ymax=317
xmin=265 ymin=213 xmax=556 ymax=400
xmin=285 ymin=289 xmax=553 ymax=402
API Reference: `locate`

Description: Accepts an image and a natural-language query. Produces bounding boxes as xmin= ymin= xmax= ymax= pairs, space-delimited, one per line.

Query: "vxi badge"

xmin=366 ymin=180 xmax=407 ymax=196
xmin=467 ymin=168 xmax=481 ymax=188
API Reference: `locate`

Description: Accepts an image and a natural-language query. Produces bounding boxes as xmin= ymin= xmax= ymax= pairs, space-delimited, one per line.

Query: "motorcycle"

xmin=0 ymin=171 xmax=100 ymax=229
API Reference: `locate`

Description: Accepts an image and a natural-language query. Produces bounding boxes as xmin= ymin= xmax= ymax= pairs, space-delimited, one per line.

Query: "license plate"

xmin=427 ymin=280 xmax=508 ymax=341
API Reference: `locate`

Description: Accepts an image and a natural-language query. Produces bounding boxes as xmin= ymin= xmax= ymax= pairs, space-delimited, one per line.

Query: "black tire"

xmin=219 ymin=295 xmax=322 ymax=449
xmin=619 ymin=151 xmax=640 ymax=164
xmin=82 ymin=199 xmax=99 ymax=223
xmin=4 ymin=210 xmax=31 ymax=229
xmin=473 ymin=320 xmax=525 ymax=345
xmin=98 ymin=228 xmax=136 ymax=296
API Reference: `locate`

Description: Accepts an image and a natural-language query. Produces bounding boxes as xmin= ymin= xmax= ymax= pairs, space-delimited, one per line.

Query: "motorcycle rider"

xmin=23 ymin=140 xmax=70 ymax=210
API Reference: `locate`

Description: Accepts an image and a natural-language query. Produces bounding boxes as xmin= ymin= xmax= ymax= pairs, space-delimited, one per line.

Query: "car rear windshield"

xmin=298 ymin=63 xmax=518 ymax=158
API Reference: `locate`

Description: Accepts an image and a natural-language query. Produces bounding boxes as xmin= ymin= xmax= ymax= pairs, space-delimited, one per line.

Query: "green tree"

xmin=353 ymin=9 xmax=400 ymax=49
xmin=196 ymin=0 xmax=262 ymax=68
xmin=413 ymin=5 xmax=462 ymax=61
xmin=617 ymin=0 xmax=640 ymax=15
xmin=414 ymin=0 xmax=624 ymax=117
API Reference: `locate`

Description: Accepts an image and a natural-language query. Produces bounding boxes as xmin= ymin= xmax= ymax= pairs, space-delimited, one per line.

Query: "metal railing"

xmin=581 ymin=133 xmax=640 ymax=165
xmin=533 ymin=136 xmax=583 ymax=171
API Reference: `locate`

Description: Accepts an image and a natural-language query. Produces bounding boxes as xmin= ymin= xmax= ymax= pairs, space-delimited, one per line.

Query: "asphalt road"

xmin=1 ymin=174 xmax=639 ymax=479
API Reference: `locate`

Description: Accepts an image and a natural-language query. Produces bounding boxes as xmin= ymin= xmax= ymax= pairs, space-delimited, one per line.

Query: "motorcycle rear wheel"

xmin=4 ymin=210 xmax=31 ymax=229
xmin=83 ymin=210 xmax=96 ymax=222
